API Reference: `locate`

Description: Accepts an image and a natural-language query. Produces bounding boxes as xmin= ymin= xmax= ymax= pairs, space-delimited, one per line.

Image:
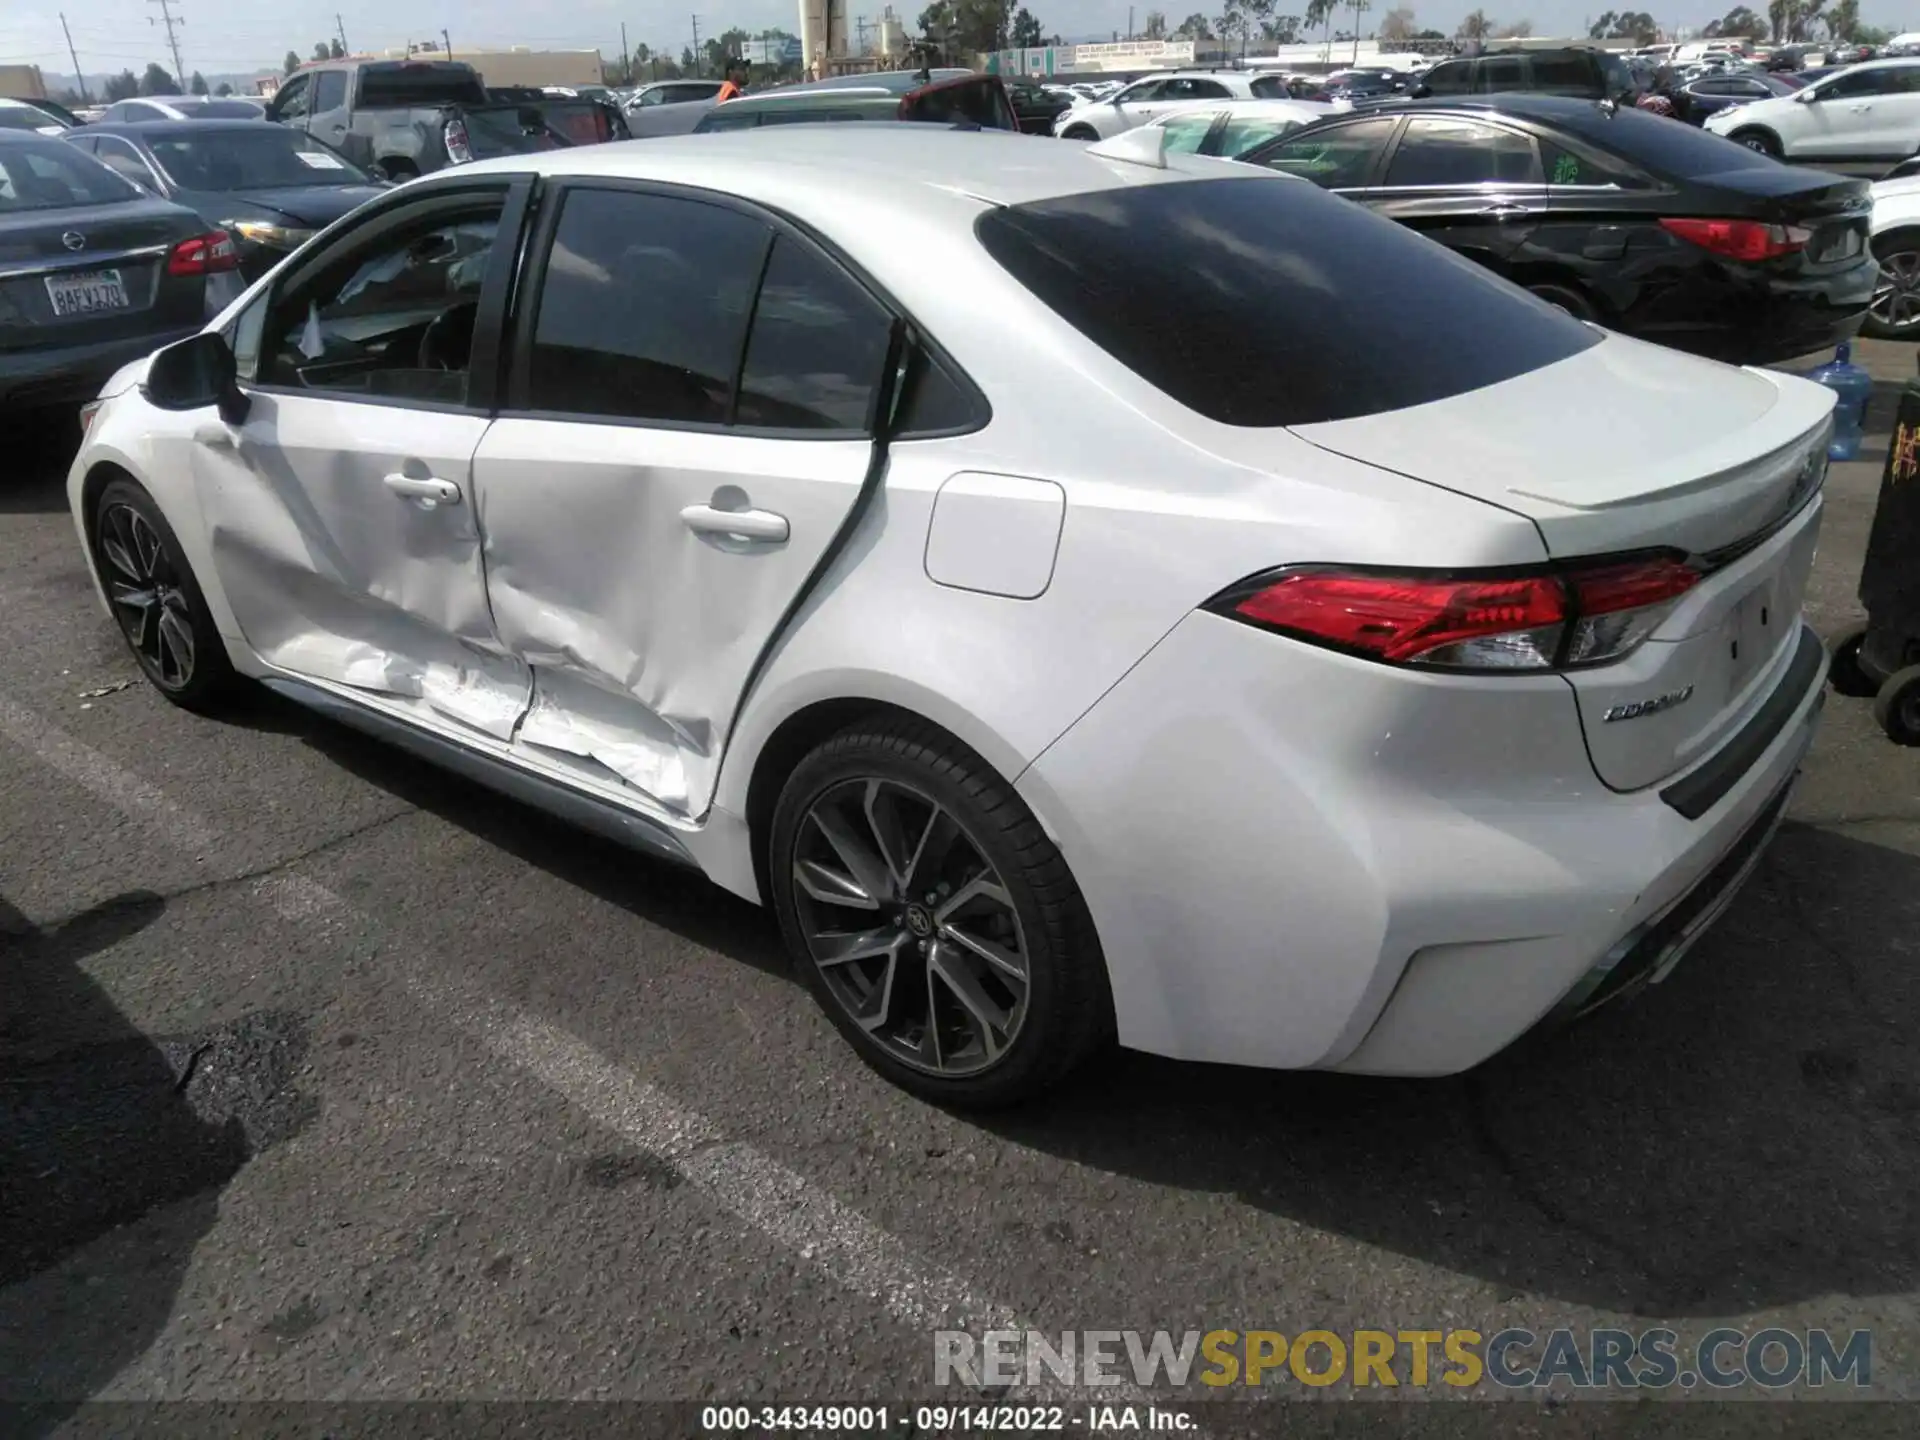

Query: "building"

xmin=0 ymin=63 xmax=48 ymax=100
xmin=740 ymin=36 xmax=803 ymax=68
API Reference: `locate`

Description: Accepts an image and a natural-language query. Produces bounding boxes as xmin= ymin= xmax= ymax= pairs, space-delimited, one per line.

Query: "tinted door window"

xmin=974 ymin=176 xmax=1599 ymax=428
xmin=735 ymin=237 xmax=892 ymax=431
xmin=1252 ymin=118 xmax=1398 ymax=188
xmin=1249 ymin=75 xmax=1291 ymax=99
xmin=1115 ymin=80 xmax=1166 ymax=104
xmin=1219 ymin=113 xmax=1312 ymax=157
xmin=1479 ymin=57 xmax=1526 ymax=91
xmin=1526 ymin=54 xmax=1595 ymax=94
xmin=272 ymin=76 xmax=313 ymax=120
xmin=312 ymin=70 xmax=348 ymax=113
xmin=525 ymin=188 xmax=768 ymax=425
xmin=1421 ymin=60 xmax=1473 ymax=96
xmin=1820 ymin=66 xmax=1898 ymax=99
xmin=261 ymin=203 xmax=503 ymax=404
xmin=1158 ymin=111 xmax=1219 ymax=153
xmin=1540 ymin=139 xmax=1642 ymax=187
xmin=89 ymin=136 xmax=160 ymax=188
xmin=1384 ymin=118 xmax=1540 ymax=187
xmin=910 ymin=80 xmax=1016 ymax=129
xmin=1163 ymin=78 xmax=1231 ymax=101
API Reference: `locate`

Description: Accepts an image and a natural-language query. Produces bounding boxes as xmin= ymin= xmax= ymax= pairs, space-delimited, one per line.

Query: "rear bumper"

xmin=0 ymin=324 xmax=199 ymax=411
xmin=1017 ymin=612 xmax=1828 ymax=1076
xmin=1619 ymin=256 xmax=1874 ymax=366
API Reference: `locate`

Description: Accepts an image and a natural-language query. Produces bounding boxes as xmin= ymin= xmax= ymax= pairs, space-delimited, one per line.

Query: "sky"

xmin=6 ymin=0 xmax=1920 ymax=82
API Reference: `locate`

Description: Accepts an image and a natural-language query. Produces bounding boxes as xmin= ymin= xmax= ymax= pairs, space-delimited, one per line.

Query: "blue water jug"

xmin=1803 ymin=342 xmax=1873 ymax=461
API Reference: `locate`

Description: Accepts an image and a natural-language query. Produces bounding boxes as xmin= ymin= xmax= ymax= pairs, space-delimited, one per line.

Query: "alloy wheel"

xmin=790 ymin=777 xmax=1029 ymax=1077
xmin=98 ymin=503 xmax=196 ymax=690
xmin=1872 ymin=249 xmax=1920 ymax=334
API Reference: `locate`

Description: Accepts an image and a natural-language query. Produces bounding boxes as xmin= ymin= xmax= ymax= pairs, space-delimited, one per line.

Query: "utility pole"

xmin=442 ymin=28 xmax=453 ymax=59
xmin=335 ymin=13 xmax=349 ymax=54
xmin=1128 ymin=6 xmax=1134 ymax=40
xmin=146 ymin=0 xmax=186 ymax=88
xmin=691 ymin=15 xmax=702 ymax=75
xmin=621 ymin=22 xmax=630 ymax=82
xmin=59 ymin=12 xmax=90 ymax=103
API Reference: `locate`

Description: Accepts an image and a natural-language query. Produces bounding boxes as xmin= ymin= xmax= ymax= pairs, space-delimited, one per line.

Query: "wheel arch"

xmin=1727 ymin=124 xmax=1781 ymax=152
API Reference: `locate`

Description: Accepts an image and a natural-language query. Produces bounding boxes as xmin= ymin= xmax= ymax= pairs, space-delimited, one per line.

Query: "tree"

xmin=1590 ymin=10 xmax=1660 ymax=42
xmin=680 ymin=45 xmax=697 ymax=74
xmin=138 ymin=63 xmax=180 ymax=96
xmin=1493 ymin=18 xmax=1532 ymax=36
xmin=214 ymin=81 xmax=233 ymax=96
xmin=1011 ymin=6 xmax=1045 ymax=46
xmin=103 ymin=69 xmax=139 ymax=102
xmin=1305 ymin=0 xmax=1336 ymax=47
xmin=283 ymin=51 xmax=302 ymax=76
xmin=1824 ymin=0 xmax=1858 ymax=39
xmin=1769 ymin=0 xmax=1829 ymax=42
xmin=1378 ymin=5 xmax=1418 ymax=41
xmin=1173 ymin=12 xmax=1213 ymax=37
xmin=1264 ymin=12 xmax=1301 ymax=40
xmin=189 ymin=71 xmax=208 ymax=95
xmin=1142 ymin=8 xmax=1168 ymax=37
xmin=1456 ymin=8 xmax=1494 ymax=40
xmin=332 ymin=38 xmax=346 ymax=59
xmin=1346 ymin=0 xmax=1372 ymax=54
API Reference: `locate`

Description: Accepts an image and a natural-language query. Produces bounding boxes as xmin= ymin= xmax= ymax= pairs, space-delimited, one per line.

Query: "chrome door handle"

xmin=383 ymin=473 xmax=461 ymax=506
xmin=1479 ymin=203 xmax=1530 ymax=216
xmin=680 ymin=503 xmax=789 ymax=543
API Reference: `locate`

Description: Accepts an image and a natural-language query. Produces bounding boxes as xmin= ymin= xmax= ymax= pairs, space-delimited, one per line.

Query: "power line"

xmin=146 ymin=0 xmax=185 ymax=83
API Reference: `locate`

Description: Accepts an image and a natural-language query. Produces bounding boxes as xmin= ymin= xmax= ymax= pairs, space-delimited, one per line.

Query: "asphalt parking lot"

xmin=3 ymin=342 xmax=1919 ymax=1433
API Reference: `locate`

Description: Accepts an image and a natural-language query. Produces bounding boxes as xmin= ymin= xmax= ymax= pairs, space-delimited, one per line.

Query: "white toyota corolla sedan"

xmin=66 ymin=125 xmax=1833 ymax=1105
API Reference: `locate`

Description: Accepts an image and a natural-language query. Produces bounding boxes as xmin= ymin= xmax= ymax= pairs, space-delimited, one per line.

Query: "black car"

xmin=1671 ymin=70 xmax=1804 ymax=125
xmin=694 ymin=69 xmax=1019 ymax=133
xmin=1236 ymin=95 xmax=1874 ymax=364
xmin=1002 ymin=77 xmax=1072 ymax=135
xmin=1407 ymin=47 xmax=1641 ymax=104
xmin=0 ymin=132 xmax=234 ymax=413
xmin=65 ymin=122 xmax=387 ymax=280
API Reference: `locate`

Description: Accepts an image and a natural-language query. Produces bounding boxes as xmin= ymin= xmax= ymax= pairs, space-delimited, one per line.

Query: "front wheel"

xmin=1059 ymin=125 xmax=1099 ymax=141
xmin=1730 ymin=128 xmax=1781 ymax=157
xmin=769 ymin=718 xmax=1112 ymax=1107
xmin=1865 ymin=230 xmax=1920 ymax=340
xmin=1873 ymin=665 xmax=1920 ymax=746
xmin=91 ymin=477 xmax=237 ymax=714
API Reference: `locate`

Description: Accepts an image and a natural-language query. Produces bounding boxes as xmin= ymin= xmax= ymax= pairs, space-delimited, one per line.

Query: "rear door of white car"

xmin=1795 ymin=65 xmax=1911 ymax=158
xmin=192 ymin=177 xmax=536 ymax=740
xmin=469 ymin=182 xmax=895 ymax=817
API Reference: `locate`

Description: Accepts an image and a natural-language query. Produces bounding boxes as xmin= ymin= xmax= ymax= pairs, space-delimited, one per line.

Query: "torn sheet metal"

xmin=515 ymin=671 xmax=694 ymax=812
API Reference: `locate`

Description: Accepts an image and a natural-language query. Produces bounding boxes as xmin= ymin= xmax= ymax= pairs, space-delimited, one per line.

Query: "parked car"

xmin=1408 ymin=46 xmax=1641 ymax=104
xmin=1863 ymin=171 xmax=1920 ymax=337
xmin=64 ymin=121 xmax=387 ymax=279
xmin=1053 ymin=71 xmax=1271 ymax=140
xmin=0 ymin=97 xmax=69 ymax=135
xmin=1703 ymin=57 xmax=1920 ymax=160
xmin=1671 ymin=70 xmax=1807 ymax=125
xmin=1236 ymin=95 xmax=1873 ymax=363
xmin=0 ymin=131 xmax=237 ymax=413
xmin=97 ymin=97 xmax=267 ymax=123
xmin=1002 ymin=77 xmax=1074 ymax=135
xmin=1146 ymin=97 xmax=1339 ymax=159
xmin=66 ymin=125 xmax=1831 ymax=1103
xmin=623 ymin=78 xmax=726 ymax=137
xmin=267 ymin=59 xmax=620 ymax=180
xmin=694 ymin=70 xmax=1018 ymax=133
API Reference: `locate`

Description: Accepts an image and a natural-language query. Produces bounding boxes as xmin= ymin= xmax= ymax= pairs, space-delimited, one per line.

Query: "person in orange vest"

xmin=715 ymin=58 xmax=748 ymax=102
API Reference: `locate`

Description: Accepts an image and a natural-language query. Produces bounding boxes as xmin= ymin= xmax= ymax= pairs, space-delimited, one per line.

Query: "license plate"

xmin=1812 ymin=227 xmax=1864 ymax=263
xmin=1727 ymin=580 xmax=1780 ymax=694
xmin=45 ymin=269 xmax=128 ymax=317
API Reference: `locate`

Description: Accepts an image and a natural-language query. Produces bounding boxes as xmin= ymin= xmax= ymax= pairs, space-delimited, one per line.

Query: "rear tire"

xmin=1873 ymin=665 xmax=1920 ymax=746
xmin=1828 ymin=626 xmax=1877 ymax=698
xmin=1526 ymin=280 xmax=1599 ymax=323
xmin=1730 ymin=128 xmax=1781 ymax=158
xmin=379 ymin=159 xmax=419 ymax=182
xmin=91 ymin=477 xmax=238 ymax=715
xmin=769 ymin=717 xmax=1112 ymax=1108
xmin=1060 ymin=125 xmax=1099 ymax=141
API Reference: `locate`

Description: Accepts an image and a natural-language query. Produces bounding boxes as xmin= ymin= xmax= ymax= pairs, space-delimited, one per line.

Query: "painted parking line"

xmin=0 ymin=692 xmax=1145 ymax=1407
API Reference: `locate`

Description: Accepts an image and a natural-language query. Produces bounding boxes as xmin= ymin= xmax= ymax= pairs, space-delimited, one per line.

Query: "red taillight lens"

xmin=166 ymin=231 xmax=239 ymax=276
xmin=1659 ymin=216 xmax=1809 ymax=262
xmin=443 ymin=117 xmax=472 ymax=163
xmin=1215 ymin=556 xmax=1700 ymax=673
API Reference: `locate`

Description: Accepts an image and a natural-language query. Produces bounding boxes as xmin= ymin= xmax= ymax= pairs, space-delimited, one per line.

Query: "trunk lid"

xmin=1288 ymin=332 xmax=1834 ymax=793
xmin=1687 ymin=166 xmax=1872 ymax=269
xmin=0 ymin=195 xmax=206 ymax=352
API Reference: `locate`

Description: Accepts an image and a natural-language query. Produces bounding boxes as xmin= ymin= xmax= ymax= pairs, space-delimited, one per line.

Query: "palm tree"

xmin=1347 ymin=0 xmax=1371 ymax=61
xmin=1305 ymin=0 xmax=1335 ymax=57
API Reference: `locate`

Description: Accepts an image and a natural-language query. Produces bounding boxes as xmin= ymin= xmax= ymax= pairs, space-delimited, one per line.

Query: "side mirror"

xmin=143 ymin=332 xmax=249 ymax=424
xmin=1795 ymin=87 xmax=1818 ymax=102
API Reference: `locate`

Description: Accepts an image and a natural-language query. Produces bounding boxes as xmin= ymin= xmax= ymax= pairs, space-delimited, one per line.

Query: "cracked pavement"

xmin=2 ymin=341 xmax=1919 ymax=1427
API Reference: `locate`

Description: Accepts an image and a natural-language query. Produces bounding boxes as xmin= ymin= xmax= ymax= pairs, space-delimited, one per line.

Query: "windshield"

xmin=146 ymin=128 xmax=373 ymax=190
xmin=976 ymin=175 xmax=1599 ymax=427
xmin=0 ymin=106 xmax=58 ymax=132
xmin=0 ymin=137 xmax=141 ymax=211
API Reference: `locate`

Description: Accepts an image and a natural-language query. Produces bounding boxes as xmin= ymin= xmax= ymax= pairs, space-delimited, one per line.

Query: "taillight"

xmin=1659 ymin=216 xmax=1810 ymax=262
xmin=166 ymin=231 xmax=239 ymax=276
xmin=444 ymin=116 xmax=472 ymax=163
xmin=1210 ymin=555 xmax=1700 ymax=672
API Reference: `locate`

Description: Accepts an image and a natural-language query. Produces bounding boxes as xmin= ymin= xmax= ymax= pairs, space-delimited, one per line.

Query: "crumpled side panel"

xmin=514 ymin=669 xmax=696 ymax=813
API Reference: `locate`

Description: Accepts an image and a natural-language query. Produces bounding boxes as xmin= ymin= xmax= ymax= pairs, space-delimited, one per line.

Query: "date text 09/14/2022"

xmin=699 ymin=1405 xmax=1194 ymax=1432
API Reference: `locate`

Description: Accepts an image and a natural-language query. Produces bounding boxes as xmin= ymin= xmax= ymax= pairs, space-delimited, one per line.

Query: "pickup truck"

xmin=266 ymin=59 xmax=627 ymax=181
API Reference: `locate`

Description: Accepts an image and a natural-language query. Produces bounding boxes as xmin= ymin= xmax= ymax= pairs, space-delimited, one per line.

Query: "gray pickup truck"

xmin=267 ymin=59 xmax=626 ymax=181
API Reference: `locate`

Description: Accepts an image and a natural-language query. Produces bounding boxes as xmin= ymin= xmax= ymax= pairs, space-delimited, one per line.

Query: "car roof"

xmin=1148 ymin=98 xmax=1336 ymax=122
xmin=785 ymin=68 xmax=977 ymax=96
xmin=1349 ymin=94 xmax=1639 ymax=130
xmin=77 ymin=119 xmax=293 ymax=138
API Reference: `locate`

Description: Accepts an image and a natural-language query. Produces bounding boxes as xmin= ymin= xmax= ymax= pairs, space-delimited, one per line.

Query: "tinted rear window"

xmin=359 ymin=66 xmax=488 ymax=107
xmin=1571 ymin=103 xmax=1778 ymax=178
xmin=974 ymin=175 xmax=1599 ymax=427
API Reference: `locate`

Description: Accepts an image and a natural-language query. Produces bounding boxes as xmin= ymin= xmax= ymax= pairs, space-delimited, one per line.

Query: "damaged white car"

xmin=70 ymin=127 xmax=1832 ymax=1105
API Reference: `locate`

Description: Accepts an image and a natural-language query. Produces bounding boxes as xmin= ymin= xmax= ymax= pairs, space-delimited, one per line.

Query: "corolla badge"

xmin=1604 ymin=685 xmax=1695 ymax=723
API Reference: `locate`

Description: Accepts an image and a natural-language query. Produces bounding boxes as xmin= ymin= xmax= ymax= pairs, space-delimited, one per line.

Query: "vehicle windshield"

xmin=976 ymin=175 xmax=1599 ymax=427
xmin=0 ymin=136 xmax=141 ymax=211
xmin=0 ymin=106 xmax=58 ymax=131
xmin=146 ymin=128 xmax=374 ymax=190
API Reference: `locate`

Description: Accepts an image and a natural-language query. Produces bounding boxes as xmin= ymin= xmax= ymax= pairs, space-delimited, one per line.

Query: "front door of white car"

xmin=1103 ymin=78 xmax=1171 ymax=133
xmin=469 ymin=184 xmax=894 ymax=817
xmin=191 ymin=179 xmax=536 ymax=740
xmin=1794 ymin=65 xmax=1920 ymax=158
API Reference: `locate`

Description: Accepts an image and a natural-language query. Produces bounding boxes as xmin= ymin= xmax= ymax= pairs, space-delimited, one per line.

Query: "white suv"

xmin=1053 ymin=71 xmax=1272 ymax=140
xmin=1704 ymin=58 xmax=1920 ymax=161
